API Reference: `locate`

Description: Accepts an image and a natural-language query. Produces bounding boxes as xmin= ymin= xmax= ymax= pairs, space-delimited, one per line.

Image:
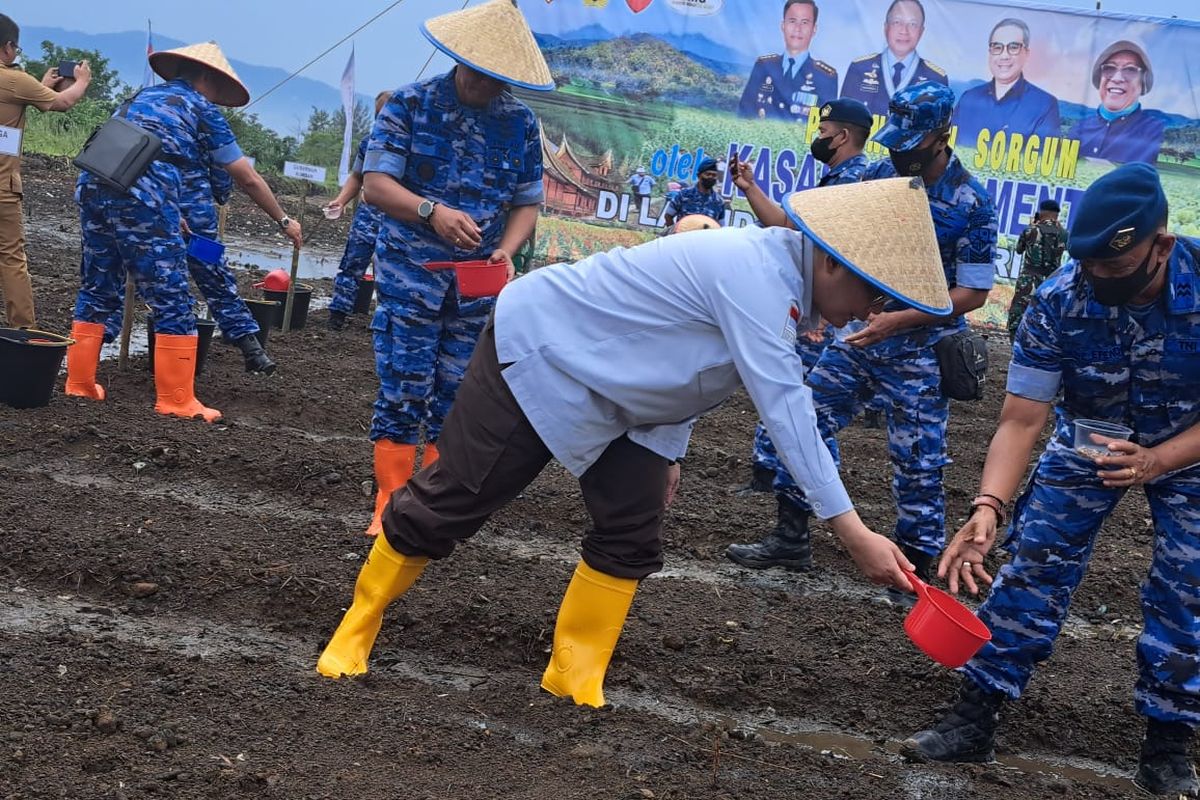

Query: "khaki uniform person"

xmin=0 ymin=13 xmax=91 ymax=328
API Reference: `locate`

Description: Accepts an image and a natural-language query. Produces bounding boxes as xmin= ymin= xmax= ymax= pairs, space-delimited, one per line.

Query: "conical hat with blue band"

xmin=784 ymin=177 xmax=952 ymax=316
xmin=421 ymin=0 xmax=554 ymax=92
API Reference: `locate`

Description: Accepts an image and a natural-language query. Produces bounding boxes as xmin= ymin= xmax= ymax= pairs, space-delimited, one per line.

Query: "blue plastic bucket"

xmin=187 ymin=234 xmax=225 ymax=265
xmin=0 ymin=327 xmax=73 ymax=409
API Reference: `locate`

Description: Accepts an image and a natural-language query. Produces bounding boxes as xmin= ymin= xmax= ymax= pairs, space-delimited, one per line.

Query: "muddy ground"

xmin=0 ymin=157 xmax=1167 ymax=799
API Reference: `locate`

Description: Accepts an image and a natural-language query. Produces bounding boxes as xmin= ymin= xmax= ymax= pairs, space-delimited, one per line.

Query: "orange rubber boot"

xmin=316 ymin=534 xmax=429 ymax=678
xmin=423 ymin=442 xmax=440 ymax=468
xmin=64 ymin=320 xmax=107 ymax=400
xmin=152 ymin=333 xmax=222 ymax=423
xmin=366 ymin=440 xmax=417 ymax=538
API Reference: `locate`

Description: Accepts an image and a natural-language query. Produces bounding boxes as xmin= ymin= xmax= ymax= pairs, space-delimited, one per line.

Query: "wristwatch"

xmin=276 ymin=215 xmax=292 ymax=231
xmin=417 ymin=199 xmax=437 ymax=225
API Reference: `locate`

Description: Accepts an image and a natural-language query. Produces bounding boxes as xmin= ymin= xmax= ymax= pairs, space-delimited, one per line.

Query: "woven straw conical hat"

xmin=421 ymin=0 xmax=554 ymax=91
xmin=149 ymin=42 xmax=250 ymax=107
xmin=784 ymin=177 xmax=952 ymax=315
xmin=674 ymin=214 xmax=721 ymax=234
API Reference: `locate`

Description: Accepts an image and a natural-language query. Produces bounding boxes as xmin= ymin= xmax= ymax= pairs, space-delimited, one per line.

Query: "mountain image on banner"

xmin=536 ymin=26 xmax=751 ymax=73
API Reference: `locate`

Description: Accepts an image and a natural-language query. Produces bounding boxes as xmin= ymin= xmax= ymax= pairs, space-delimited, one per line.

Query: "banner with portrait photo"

xmin=519 ymin=0 xmax=1200 ymax=327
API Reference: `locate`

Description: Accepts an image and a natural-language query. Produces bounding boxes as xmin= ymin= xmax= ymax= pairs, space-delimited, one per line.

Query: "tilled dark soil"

xmin=0 ymin=157 xmax=1164 ymax=798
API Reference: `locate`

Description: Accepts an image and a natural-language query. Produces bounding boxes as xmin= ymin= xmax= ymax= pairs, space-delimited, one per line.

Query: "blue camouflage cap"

xmin=871 ymin=81 xmax=956 ymax=151
xmin=1067 ymin=163 xmax=1167 ymax=260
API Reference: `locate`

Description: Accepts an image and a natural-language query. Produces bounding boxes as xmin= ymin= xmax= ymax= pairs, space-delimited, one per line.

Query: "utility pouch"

xmin=934 ymin=329 xmax=989 ymax=401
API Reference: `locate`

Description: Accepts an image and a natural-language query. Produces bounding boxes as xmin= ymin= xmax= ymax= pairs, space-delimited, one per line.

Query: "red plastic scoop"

xmin=253 ymin=269 xmax=291 ymax=291
xmin=903 ymin=571 xmax=992 ymax=668
xmin=425 ymin=259 xmax=508 ymax=298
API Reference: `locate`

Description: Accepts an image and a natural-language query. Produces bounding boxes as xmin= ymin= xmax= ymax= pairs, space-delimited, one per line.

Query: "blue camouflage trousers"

xmin=369 ymin=279 xmax=494 ymax=444
xmin=74 ymin=185 xmax=197 ymax=336
xmin=329 ymin=201 xmax=383 ymax=316
xmin=964 ymin=444 xmax=1200 ymax=724
xmin=101 ymin=200 xmax=257 ymax=343
xmin=789 ymin=336 xmax=951 ymax=555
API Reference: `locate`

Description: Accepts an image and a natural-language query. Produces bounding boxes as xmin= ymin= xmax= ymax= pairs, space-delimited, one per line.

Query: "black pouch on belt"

xmin=934 ymin=329 xmax=989 ymax=401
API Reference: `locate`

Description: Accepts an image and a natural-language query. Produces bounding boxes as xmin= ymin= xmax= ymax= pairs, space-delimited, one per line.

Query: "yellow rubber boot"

xmin=422 ymin=442 xmax=439 ymax=468
xmin=316 ymin=535 xmax=429 ymax=678
xmin=152 ymin=333 xmax=221 ymax=422
xmin=366 ymin=440 xmax=417 ymax=538
xmin=541 ymin=561 xmax=639 ymax=707
xmin=64 ymin=320 xmax=107 ymax=400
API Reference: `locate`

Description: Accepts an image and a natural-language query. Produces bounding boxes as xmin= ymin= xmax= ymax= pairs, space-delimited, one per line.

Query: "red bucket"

xmin=903 ymin=571 xmax=992 ymax=668
xmin=425 ymin=260 xmax=508 ymax=298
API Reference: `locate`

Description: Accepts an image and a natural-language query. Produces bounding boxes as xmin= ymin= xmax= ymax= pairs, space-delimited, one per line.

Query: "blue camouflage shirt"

xmin=664 ymin=185 xmax=728 ymax=223
xmin=864 ymin=151 xmax=998 ymax=340
xmin=79 ymin=79 xmax=243 ymax=212
xmin=1009 ymin=237 xmax=1200 ymax=453
xmin=819 ymin=152 xmax=869 ymax=187
xmin=364 ymin=69 xmax=543 ymax=302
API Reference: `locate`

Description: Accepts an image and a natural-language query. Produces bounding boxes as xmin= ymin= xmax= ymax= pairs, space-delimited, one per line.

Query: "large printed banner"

xmin=518 ymin=0 xmax=1200 ymax=327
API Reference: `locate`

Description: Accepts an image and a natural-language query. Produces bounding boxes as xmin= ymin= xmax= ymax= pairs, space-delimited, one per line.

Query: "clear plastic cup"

xmin=322 ymin=205 xmax=342 ymax=221
xmin=1074 ymin=419 xmax=1133 ymax=459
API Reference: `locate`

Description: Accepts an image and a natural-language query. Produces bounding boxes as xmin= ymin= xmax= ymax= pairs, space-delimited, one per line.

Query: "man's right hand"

xmin=73 ymin=60 xmax=92 ymax=87
xmin=829 ymin=511 xmax=914 ymax=590
xmin=430 ymin=204 xmax=482 ymax=251
xmin=729 ymin=154 xmax=755 ymax=192
xmin=283 ymin=219 xmax=304 ymax=248
xmin=937 ymin=507 xmax=999 ymax=596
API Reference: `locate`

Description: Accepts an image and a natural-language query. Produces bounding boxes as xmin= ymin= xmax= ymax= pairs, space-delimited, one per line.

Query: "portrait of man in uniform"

xmin=1067 ymin=40 xmax=1165 ymax=165
xmin=737 ymin=0 xmax=838 ymax=122
xmin=840 ymin=0 xmax=947 ymax=118
xmin=952 ymin=18 xmax=1061 ymax=145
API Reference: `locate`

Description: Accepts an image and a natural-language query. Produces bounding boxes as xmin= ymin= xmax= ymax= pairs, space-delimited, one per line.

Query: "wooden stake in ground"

xmin=281 ymin=185 xmax=308 ymax=333
xmin=117 ymin=271 xmax=136 ymax=370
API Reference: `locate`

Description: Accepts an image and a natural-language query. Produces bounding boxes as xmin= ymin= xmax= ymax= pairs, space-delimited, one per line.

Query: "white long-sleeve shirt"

xmin=494 ymin=225 xmax=853 ymax=519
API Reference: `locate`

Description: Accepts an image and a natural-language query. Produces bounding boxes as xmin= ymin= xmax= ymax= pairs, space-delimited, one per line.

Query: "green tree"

xmin=23 ymin=40 xmax=128 ymax=106
xmin=292 ymin=100 xmax=375 ymax=182
xmin=21 ymin=40 xmax=129 ymax=156
xmin=223 ymin=109 xmax=297 ymax=174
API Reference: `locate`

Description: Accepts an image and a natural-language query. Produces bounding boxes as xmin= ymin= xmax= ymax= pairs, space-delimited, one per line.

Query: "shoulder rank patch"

xmin=813 ymin=60 xmax=836 ymax=75
xmin=757 ymin=53 xmax=781 ymax=62
xmin=923 ymin=60 xmax=946 ymax=76
xmin=852 ymin=52 xmax=879 ymax=63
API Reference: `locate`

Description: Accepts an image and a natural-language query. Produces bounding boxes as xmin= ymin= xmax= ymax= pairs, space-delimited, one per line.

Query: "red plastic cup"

xmin=425 ymin=259 xmax=508 ymax=297
xmin=903 ymin=571 xmax=992 ymax=668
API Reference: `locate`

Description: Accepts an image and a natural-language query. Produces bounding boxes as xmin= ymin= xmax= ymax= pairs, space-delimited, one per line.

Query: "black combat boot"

xmin=1136 ymin=719 xmax=1199 ymax=797
xmin=860 ymin=408 xmax=886 ymax=430
xmin=235 ymin=335 xmax=276 ymax=375
xmin=733 ymin=463 xmax=775 ymax=497
xmin=883 ymin=544 xmax=934 ymax=608
xmin=328 ymin=310 xmax=348 ymax=331
xmin=724 ymin=497 xmax=812 ymax=571
xmin=901 ymin=679 xmax=1004 ymax=763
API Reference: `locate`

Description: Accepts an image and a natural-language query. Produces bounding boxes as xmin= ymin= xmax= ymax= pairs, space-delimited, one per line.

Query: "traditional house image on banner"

xmin=541 ymin=126 xmax=621 ymax=217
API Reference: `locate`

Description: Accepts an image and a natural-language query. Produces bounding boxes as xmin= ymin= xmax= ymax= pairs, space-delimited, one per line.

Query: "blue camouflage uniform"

xmin=964 ymin=238 xmax=1200 ymax=726
xmin=738 ymin=53 xmax=838 ymax=121
xmin=329 ymin=135 xmax=385 ymax=316
xmin=364 ymin=69 xmax=543 ymax=445
xmin=750 ymin=152 xmax=870 ymax=481
xmin=785 ymin=150 xmax=997 ymax=555
xmin=663 ymin=185 xmax=728 ymax=224
xmin=951 ymin=76 xmax=1061 ymax=146
xmin=74 ymin=79 xmax=244 ymax=336
xmin=840 ymin=51 xmax=948 ymax=118
xmin=1067 ymin=105 xmax=1165 ymax=165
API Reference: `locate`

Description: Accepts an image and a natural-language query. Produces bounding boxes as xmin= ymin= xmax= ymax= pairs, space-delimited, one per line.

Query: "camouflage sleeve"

xmin=209 ymin=164 xmax=232 ymax=205
xmin=955 ymin=190 xmax=998 ymax=290
xmin=362 ymin=90 xmax=410 ymax=179
xmin=200 ymin=101 xmax=244 ymax=166
xmin=1007 ymin=285 xmax=1063 ymax=402
xmin=862 ymin=159 xmax=893 ymax=181
xmin=511 ymin=110 xmax=544 ymax=207
xmin=351 ymin=136 xmax=369 ymax=176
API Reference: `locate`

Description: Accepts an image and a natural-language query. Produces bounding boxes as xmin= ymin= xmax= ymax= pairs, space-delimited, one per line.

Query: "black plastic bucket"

xmin=244 ymin=299 xmax=278 ymax=347
xmin=0 ymin=327 xmax=72 ymax=409
xmin=263 ymin=285 xmax=313 ymax=330
xmin=353 ymin=276 xmax=375 ymax=314
xmin=147 ymin=318 xmax=217 ymax=374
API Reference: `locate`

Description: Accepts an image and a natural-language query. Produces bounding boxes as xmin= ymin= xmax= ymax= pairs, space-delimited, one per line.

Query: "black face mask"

xmin=810 ymin=134 xmax=838 ymax=165
xmin=889 ymin=141 xmax=939 ymax=176
xmin=699 ymin=177 xmax=717 ymax=189
xmin=1083 ymin=238 xmax=1163 ymax=306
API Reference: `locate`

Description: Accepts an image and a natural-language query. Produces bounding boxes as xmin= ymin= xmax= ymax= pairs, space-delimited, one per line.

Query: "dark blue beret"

xmin=696 ymin=157 xmax=719 ymax=174
xmin=818 ymin=98 xmax=873 ymax=132
xmin=1038 ymin=199 xmax=1060 ymax=213
xmin=1067 ymin=163 xmax=1166 ymax=260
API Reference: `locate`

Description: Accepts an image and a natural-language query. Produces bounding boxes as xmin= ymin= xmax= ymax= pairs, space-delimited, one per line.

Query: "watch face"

xmin=419 ymin=201 xmax=433 ymax=219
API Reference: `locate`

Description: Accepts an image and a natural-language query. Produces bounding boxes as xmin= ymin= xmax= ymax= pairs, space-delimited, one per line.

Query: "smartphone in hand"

xmin=58 ymin=61 xmax=77 ymax=79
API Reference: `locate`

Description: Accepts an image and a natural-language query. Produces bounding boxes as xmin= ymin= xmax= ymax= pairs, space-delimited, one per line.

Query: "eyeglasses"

xmin=988 ymin=41 xmax=1025 ymax=56
xmin=7 ymin=42 xmax=20 ymax=56
xmin=886 ymin=19 xmax=922 ymax=31
xmin=1099 ymin=63 xmax=1144 ymax=80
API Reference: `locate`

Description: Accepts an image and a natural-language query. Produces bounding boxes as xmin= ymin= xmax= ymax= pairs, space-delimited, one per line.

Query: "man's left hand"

xmin=489 ymin=248 xmax=515 ymax=282
xmin=843 ymin=311 xmax=906 ymax=348
xmin=665 ymin=462 xmax=681 ymax=508
xmin=1092 ymin=440 xmax=1163 ymax=488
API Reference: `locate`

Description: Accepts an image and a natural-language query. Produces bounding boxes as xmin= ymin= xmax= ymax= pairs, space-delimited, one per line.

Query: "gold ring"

xmin=1128 ymin=467 xmax=1136 ymax=479
xmin=961 ymin=560 xmax=973 ymax=569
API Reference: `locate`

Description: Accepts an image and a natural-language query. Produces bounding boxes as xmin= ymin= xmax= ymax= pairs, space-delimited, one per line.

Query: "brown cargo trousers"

xmin=0 ymin=191 xmax=33 ymax=328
